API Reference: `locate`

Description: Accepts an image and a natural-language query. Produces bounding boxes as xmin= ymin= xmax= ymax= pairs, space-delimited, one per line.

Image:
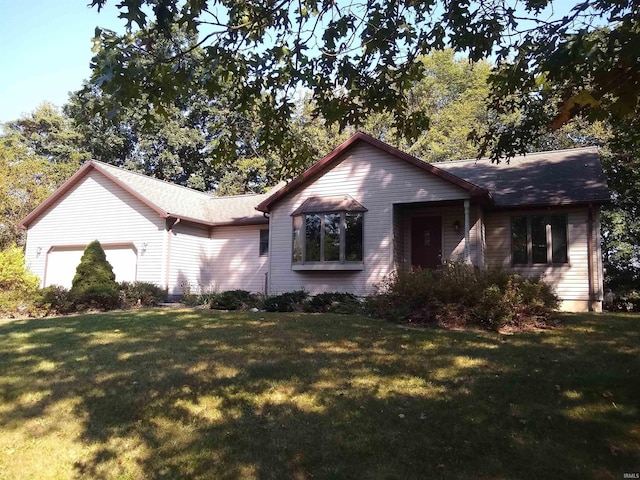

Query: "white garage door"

xmin=45 ymin=245 xmax=137 ymax=288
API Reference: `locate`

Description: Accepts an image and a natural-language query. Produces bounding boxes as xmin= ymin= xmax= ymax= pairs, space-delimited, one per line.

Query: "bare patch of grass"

xmin=0 ymin=311 xmax=638 ymax=479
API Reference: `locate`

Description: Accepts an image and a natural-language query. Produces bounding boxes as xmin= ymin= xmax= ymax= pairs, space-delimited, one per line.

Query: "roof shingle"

xmin=434 ymin=147 xmax=610 ymax=207
xmin=93 ymin=161 xmax=273 ymax=225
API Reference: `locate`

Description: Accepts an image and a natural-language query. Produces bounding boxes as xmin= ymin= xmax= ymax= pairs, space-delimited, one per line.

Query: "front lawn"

xmin=0 ymin=310 xmax=638 ymax=479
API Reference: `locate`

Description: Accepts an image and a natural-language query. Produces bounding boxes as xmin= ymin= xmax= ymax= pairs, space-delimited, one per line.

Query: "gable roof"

xmin=20 ymin=138 xmax=611 ymax=231
xmin=435 ymin=147 xmax=610 ymax=208
xmin=19 ymin=161 xmax=274 ymax=229
xmin=257 ymin=134 xmax=610 ymax=212
xmin=255 ymin=132 xmax=492 ymax=213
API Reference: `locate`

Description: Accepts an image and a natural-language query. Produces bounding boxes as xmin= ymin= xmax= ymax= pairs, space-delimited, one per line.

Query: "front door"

xmin=411 ymin=216 xmax=442 ymax=269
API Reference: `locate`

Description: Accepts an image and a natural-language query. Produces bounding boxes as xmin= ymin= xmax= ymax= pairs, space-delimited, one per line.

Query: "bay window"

xmin=292 ymin=196 xmax=365 ymax=267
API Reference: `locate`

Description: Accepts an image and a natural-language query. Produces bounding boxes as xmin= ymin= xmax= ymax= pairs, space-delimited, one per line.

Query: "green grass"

xmin=0 ymin=310 xmax=638 ymax=479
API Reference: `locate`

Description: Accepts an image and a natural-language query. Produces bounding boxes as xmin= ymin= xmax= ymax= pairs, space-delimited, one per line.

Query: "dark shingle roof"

xmin=434 ymin=147 xmax=610 ymax=207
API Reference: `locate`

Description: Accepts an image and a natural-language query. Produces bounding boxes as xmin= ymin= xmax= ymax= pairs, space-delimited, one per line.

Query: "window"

xmin=511 ymin=214 xmax=568 ymax=265
xmin=259 ymin=229 xmax=269 ymax=256
xmin=292 ymin=211 xmax=363 ymax=264
xmin=291 ymin=195 xmax=366 ymax=268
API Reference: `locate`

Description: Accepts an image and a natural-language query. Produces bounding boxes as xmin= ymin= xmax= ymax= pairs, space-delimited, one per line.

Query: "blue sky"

xmin=0 ymin=0 xmax=124 ymax=124
xmin=0 ymin=1 xmax=593 ymax=125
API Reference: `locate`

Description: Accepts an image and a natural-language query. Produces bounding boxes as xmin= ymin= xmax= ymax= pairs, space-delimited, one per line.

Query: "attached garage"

xmin=44 ymin=244 xmax=138 ymax=288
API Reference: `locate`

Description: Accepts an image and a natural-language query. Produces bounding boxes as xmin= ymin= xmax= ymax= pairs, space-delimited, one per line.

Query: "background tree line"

xmin=0 ymin=44 xmax=640 ymax=296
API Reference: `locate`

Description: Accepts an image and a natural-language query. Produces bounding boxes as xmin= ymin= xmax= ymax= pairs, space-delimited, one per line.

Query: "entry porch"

xmin=392 ymin=200 xmax=485 ymax=271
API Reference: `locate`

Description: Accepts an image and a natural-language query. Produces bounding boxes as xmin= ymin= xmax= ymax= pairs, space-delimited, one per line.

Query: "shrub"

xmin=604 ymin=289 xmax=640 ymax=312
xmin=263 ymin=290 xmax=308 ymax=312
xmin=120 ymin=281 xmax=165 ymax=308
xmin=473 ymin=284 xmax=513 ymax=327
xmin=305 ymin=292 xmax=362 ymax=314
xmin=209 ymin=290 xmax=258 ymax=310
xmin=0 ymin=245 xmax=41 ymax=317
xmin=35 ymin=285 xmax=72 ymax=315
xmin=367 ymin=262 xmax=559 ymax=330
xmin=68 ymin=240 xmax=120 ymax=311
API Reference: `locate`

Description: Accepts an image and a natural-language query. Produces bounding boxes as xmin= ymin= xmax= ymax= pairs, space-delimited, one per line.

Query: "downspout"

xmin=464 ymin=199 xmax=471 ymax=264
xmin=587 ymin=204 xmax=594 ymax=312
xmin=165 ymin=217 xmax=181 ymax=296
xmin=263 ymin=211 xmax=271 ymax=296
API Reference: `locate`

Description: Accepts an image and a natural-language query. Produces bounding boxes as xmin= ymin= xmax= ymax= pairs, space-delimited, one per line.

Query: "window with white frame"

xmin=511 ymin=214 xmax=568 ymax=264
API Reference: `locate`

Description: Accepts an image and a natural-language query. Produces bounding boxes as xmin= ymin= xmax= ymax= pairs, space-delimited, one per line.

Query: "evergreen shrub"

xmin=68 ymin=240 xmax=120 ymax=310
xmin=304 ymin=292 xmax=362 ymax=314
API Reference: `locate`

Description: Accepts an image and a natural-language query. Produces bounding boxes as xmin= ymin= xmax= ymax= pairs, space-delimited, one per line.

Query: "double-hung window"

xmin=259 ymin=229 xmax=269 ymax=256
xmin=291 ymin=196 xmax=366 ymax=267
xmin=511 ymin=214 xmax=568 ymax=265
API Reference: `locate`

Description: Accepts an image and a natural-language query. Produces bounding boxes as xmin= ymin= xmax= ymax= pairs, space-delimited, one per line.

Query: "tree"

xmin=3 ymin=102 xmax=89 ymax=175
xmin=68 ymin=240 xmax=120 ymax=310
xmin=0 ymin=244 xmax=40 ymax=316
xmin=355 ymin=50 xmax=493 ymax=162
xmin=0 ymin=104 xmax=87 ymax=247
xmin=88 ymin=0 xmax=638 ymax=162
xmin=600 ymin=134 xmax=640 ymax=293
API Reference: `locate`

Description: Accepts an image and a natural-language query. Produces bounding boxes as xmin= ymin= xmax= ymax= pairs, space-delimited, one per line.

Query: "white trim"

xmin=292 ymin=263 xmax=364 ymax=271
xmin=161 ymin=222 xmax=168 ymax=291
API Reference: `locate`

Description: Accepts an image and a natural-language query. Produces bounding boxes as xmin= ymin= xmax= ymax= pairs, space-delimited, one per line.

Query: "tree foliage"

xmin=601 ymin=148 xmax=640 ymax=292
xmin=69 ymin=240 xmax=120 ymax=310
xmin=357 ymin=50 xmax=493 ymax=162
xmin=0 ymin=244 xmax=40 ymax=316
xmin=0 ymin=104 xmax=87 ymax=248
xmin=88 ymin=0 xmax=638 ymax=162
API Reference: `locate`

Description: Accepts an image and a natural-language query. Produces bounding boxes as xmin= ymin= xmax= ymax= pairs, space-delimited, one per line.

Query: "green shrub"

xmin=474 ymin=284 xmax=513 ymax=327
xmin=35 ymin=285 xmax=72 ymax=315
xmin=0 ymin=245 xmax=41 ymax=317
xmin=68 ymin=240 xmax=120 ymax=311
xmin=120 ymin=281 xmax=165 ymax=308
xmin=263 ymin=290 xmax=308 ymax=312
xmin=179 ymin=281 xmax=199 ymax=306
xmin=209 ymin=290 xmax=258 ymax=310
xmin=367 ymin=263 xmax=559 ymax=330
xmin=605 ymin=289 xmax=640 ymax=312
xmin=305 ymin=292 xmax=362 ymax=314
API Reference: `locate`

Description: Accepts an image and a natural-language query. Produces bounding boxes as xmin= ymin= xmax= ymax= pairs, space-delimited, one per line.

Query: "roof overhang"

xmin=256 ymin=132 xmax=492 ymax=213
xmin=19 ymin=160 xmax=275 ymax=230
xmin=291 ymin=195 xmax=368 ymax=215
xmin=18 ymin=161 xmax=171 ymax=230
xmin=487 ymin=199 xmax=612 ymax=211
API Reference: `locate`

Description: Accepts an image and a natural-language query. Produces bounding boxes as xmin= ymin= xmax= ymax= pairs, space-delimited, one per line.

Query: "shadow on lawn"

xmin=0 ymin=311 xmax=638 ymax=479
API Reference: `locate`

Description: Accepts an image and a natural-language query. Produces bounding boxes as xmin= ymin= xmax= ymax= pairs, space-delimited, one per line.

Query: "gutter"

xmin=587 ymin=204 xmax=594 ymax=312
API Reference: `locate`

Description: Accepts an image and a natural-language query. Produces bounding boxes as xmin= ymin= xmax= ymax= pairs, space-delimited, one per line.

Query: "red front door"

xmin=411 ymin=216 xmax=442 ymax=269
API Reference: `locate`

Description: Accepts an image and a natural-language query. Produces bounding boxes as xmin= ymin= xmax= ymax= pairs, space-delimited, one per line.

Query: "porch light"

xmin=453 ymin=220 xmax=461 ymax=234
